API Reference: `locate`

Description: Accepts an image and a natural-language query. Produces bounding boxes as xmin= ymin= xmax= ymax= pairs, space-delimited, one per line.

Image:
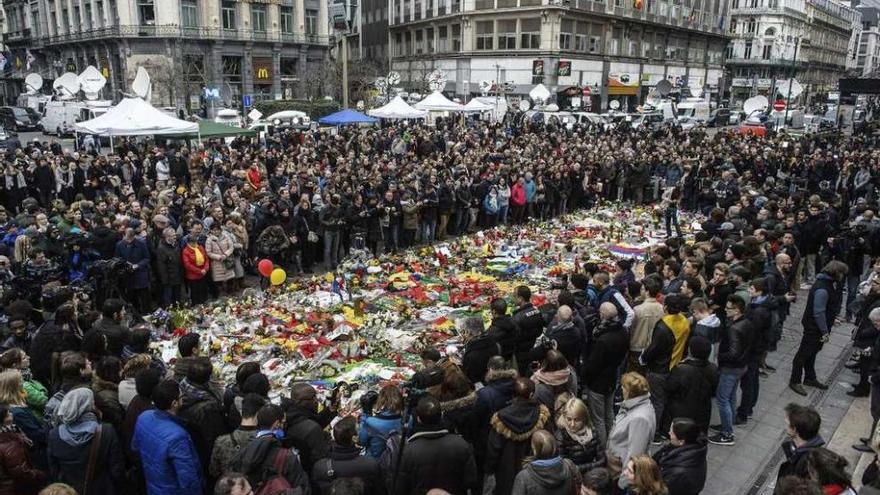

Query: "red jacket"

xmin=510 ymin=183 xmax=527 ymax=206
xmin=181 ymin=244 xmax=210 ymax=281
xmin=0 ymin=430 xmax=45 ymax=495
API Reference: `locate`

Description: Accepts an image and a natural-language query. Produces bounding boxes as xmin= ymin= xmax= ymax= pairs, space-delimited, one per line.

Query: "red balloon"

xmin=258 ymin=259 xmax=274 ymax=277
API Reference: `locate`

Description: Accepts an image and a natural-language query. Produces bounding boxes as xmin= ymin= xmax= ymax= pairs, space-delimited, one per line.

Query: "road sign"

xmin=248 ymin=109 xmax=263 ymax=121
xmin=582 ymin=86 xmax=591 ymax=96
xmin=773 ymin=99 xmax=785 ymax=112
xmin=242 ymin=94 xmax=252 ymax=108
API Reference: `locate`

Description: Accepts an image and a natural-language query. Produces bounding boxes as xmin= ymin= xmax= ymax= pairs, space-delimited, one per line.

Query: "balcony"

xmin=32 ymin=25 xmax=330 ymax=46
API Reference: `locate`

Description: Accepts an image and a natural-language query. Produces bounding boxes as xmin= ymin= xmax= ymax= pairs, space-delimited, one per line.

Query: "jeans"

xmin=665 ymin=206 xmax=682 ymax=238
xmin=498 ymin=205 xmax=509 ymax=225
xmin=647 ymin=372 xmax=668 ymax=433
xmin=737 ymin=359 xmax=760 ymax=419
xmin=382 ymin=225 xmax=398 ymax=253
xmin=455 ymin=209 xmax=469 ymax=235
xmin=323 ymin=230 xmax=341 ymax=268
xmin=791 ymin=332 xmax=824 ymax=384
xmin=585 ymin=388 xmax=614 ymax=448
xmin=422 ymin=219 xmax=437 ymax=244
xmin=438 ymin=213 xmax=449 ymax=239
xmin=846 ymin=273 xmax=862 ymax=318
xmin=803 ymin=253 xmax=817 ymax=284
xmin=716 ymin=368 xmax=746 ymax=436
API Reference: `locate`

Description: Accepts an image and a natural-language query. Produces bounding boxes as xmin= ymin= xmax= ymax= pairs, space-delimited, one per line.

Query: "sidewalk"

xmin=698 ymin=287 xmax=864 ymax=495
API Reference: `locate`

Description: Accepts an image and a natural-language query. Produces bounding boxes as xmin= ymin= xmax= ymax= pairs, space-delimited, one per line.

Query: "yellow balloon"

xmin=270 ymin=268 xmax=287 ymax=286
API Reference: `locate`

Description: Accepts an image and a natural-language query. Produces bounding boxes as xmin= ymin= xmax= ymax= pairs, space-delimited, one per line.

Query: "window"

xmin=137 ymin=0 xmax=154 ymax=24
xmin=62 ymin=7 xmax=69 ymax=30
xmin=84 ymin=4 xmax=92 ymax=29
xmin=251 ymin=4 xmax=266 ymax=31
xmin=575 ymin=22 xmax=587 ymax=52
xmin=559 ymin=19 xmax=573 ymax=50
xmin=281 ymin=6 xmax=293 ymax=33
xmin=427 ymin=27 xmax=434 ymax=52
xmin=305 ymin=8 xmax=317 ymax=34
xmin=438 ymin=25 xmax=448 ymax=51
xmin=744 ymin=41 xmax=752 ymax=58
xmin=497 ymin=20 xmax=516 ymax=49
xmin=764 ymin=27 xmax=775 ymax=37
xmin=590 ymin=35 xmax=600 ymax=53
xmin=73 ymin=5 xmax=81 ymax=28
xmin=476 ymin=21 xmax=493 ymax=50
xmin=414 ymin=0 xmax=421 ymax=19
xmin=730 ymin=18 xmax=737 ymax=33
xmin=746 ymin=17 xmax=756 ymax=33
xmin=395 ymin=32 xmax=404 ymax=55
xmin=221 ymin=2 xmax=235 ymax=29
xmin=181 ymin=0 xmax=198 ymax=28
xmin=415 ymin=29 xmax=423 ymax=53
xmin=95 ymin=2 xmax=103 ymax=27
xmin=732 ymin=0 xmax=738 ymax=8
xmin=475 ymin=0 xmax=494 ymax=8
xmin=452 ymin=23 xmax=461 ymax=50
xmin=520 ymin=18 xmax=540 ymax=49
xmin=32 ymin=8 xmax=42 ymax=35
xmin=498 ymin=0 xmax=516 ymax=6
xmin=452 ymin=0 xmax=461 ymax=12
xmin=762 ymin=43 xmax=771 ymax=59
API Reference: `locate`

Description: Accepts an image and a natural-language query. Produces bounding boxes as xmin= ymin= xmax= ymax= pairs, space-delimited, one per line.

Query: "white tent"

xmin=462 ymin=99 xmax=493 ymax=112
xmin=414 ymin=91 xmax=465 ymax=111
xmin=74 ymin=97 xmax=198 ymax=136
xmin=368 ymin=95 xmax=427 ymax=119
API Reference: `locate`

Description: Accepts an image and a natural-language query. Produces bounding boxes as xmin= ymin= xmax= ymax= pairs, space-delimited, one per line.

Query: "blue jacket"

xmin=525 ymin=180 xmax=537 ymax=203
xmin=114 ymin=238 xmax=151 ymax=289
xmin=358 ymin=410 xmax=402 ymax=458
xmin=131 ymin=410 xmax=203 ymax=495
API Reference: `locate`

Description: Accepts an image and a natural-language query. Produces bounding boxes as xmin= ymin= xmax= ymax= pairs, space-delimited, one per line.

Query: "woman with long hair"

xmin=531 ymin=350 xmax=577 ymax=422
xmin=511 ymin=429 xmax=580 ymax=495
xmin=0 ymin=371 xmax=46 ymax=465
xmin=0 ymin=349 xmax=48 ymax=418
xmin=804 ymin=448 xmax=857 ymax=495
xmin=554 ymin=398 xmax=605 ymax=475
xmin=358 ymin=384 xmax=404 ymax=459
xmin=622 ymin=455 xmax=668 ymax=495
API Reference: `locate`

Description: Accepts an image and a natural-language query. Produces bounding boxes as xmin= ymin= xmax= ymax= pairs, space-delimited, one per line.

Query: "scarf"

xmin=180 ymin=378 xmax=210 ymax=401
xmin=823 ymin=485 xmax=848 ymax=495
xmin=532 ymin=368 xmax=570 ymax=387
xmin=564 ymin=424 xmax=594 ymax=445
xmin=0 ymin=424 xmax=30 ymax=446
xmin=188 ymin=244 xmax=205 ymax=266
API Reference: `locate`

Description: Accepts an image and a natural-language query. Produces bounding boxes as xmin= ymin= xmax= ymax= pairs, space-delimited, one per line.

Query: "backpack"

xmin=364 ymin=422 xmax=402 ymax=472
xmin=254 ymin=448 xmax=294 ymax=495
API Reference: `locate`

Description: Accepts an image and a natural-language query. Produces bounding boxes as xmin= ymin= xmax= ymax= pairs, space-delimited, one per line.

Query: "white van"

xmin=42 ymin=100 xmax=112 ymax=137
xmin=214 ymin=108 xmax=243 ymax=127
xmin=677 ymin=98 xmax=711 ymax=123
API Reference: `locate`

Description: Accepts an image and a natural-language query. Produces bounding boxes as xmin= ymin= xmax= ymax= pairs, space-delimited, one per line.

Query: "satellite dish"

xmin=609 ymin=100 xmax=621 ymax=110
xmin=646 ymin=91 xmax=662 ymax=107
xmin=519 ymin=99 xmax=531 ymax=111
xmin=131 ymin=66 xmax=152 ymax=99
xmin=426 ymin=69 xmax=448 ymax=92
xmin=779 ymin=79 xmax=804 ymax=100
xmin=387 ymin=72 xmax=401 ymax=86
xmin=53 ymin=72 xmax=81 ymax=99
xmin=78 ymin=66 xmax=107 ymax=100
xmin=743 ymin=95 xmax=769 ymax=116
xmin=24 ymin=73 xmax=43 ymax=94
xmin=655 ymin=79 xmax=673 ymax=97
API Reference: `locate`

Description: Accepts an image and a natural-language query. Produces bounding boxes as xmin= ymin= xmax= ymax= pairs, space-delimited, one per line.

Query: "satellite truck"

xmin=40 ymin=66 xmax=112 ymax=137
xmin=16 ymin=73 xmax=50 ymax=115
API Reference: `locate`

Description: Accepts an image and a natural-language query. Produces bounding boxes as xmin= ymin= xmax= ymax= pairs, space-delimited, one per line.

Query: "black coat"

xmin=554 ymin=428 xmax=605 ymax=475
xmin=475 ymin=369 xmax=517 ymax=415
xmin=653 ymin=442 xmax=708 ymax=495
xmin=642 ymin=320 xmax=676 ymax=374
xmin=462 ymin=335 xmax=501 ymax=386
xmin=718 ymin=316 xmax=754 ymax=369
xmin=512 ymin=304 xmax=546 ymax=373
xmin=311 ymin=444 xmax=385 ymax=495
xmin=485 ymin=400 xmax=551 ymax=495
xmin=581 ymin=319 xmax=628 ymax=394
xmin=177 ymin=384 xmax=229 ymax=475
xmin=748 ymin=297 xmax=775 ymax=356
xmin=282 ymin=403 xmax=332 ymax=472
xmin=47 ymin=422 xmax=125 ymax=495
xmin=395 ymin=426 xmax=479 ymax=495
xmin=155 ymin=242 xmax=184 ymax=286
xmin=777 ymin=437 xmax=825 ymax=481
xmin=92 ymin=317 xmax=130 ymax=357
xmin=486 ymin=316 xmax=518 ymax=361
xmin=665 ymin=358 xmax=719 ymax=431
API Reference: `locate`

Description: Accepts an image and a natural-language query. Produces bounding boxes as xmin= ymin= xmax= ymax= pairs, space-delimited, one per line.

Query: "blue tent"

xmin=318 ymin=109 xmax=378 ymax=126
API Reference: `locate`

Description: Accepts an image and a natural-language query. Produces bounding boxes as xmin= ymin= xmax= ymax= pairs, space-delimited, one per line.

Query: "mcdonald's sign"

xmin=252 ymin=57 xmax=273 ymax=82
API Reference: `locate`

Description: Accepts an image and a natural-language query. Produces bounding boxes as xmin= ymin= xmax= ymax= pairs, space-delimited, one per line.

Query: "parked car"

xmin=738 ymin=114 xmax=773 ymax=137
xmin=0 ymin=128 xmax=22 ymax=152
xmin=707 ymin=108 xmax=731 ymax=127
xmin=0 ymin=106 xmax=39 ymax=131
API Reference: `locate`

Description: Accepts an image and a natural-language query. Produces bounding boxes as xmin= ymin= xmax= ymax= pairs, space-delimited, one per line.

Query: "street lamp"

xmin=784 ymin=33 xmax=806 ymax=127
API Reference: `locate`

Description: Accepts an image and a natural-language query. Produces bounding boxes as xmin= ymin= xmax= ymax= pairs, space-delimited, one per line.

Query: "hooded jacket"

xmin=665 ymin=357 xmax=719 ymax=431
xmin=777 ymin=436 xmax=825 ymax=481
xmin=511 ymin=457 xmax=580 ymax=495
xmin=486 ymin=399 xmax=551 ymax=495
xmin=395 ymin=425 xmax=479 ymax=495
xmin=581 ymin=318 xmax=628 ymax=394
xmin=462 ymin=333 xmax=502 ymax=385
xmin=653 ymin=441 xmax=708 ymax=495
xmin=282 ymin=402 xmax=332 ymax=472
xmin=176 ymin=379 xmax=229 ymax=474
xmin=47 ymin=420 xmax=125 ymax=495
xmin=476 ymin=368 xmax=517 ymax=414
xmin=487 ymin=315 xmax=519 ymax=361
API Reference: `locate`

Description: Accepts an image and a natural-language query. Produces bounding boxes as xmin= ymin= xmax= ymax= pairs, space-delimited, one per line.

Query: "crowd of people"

xmin=0 ymin=110 xmax=876 ymax=495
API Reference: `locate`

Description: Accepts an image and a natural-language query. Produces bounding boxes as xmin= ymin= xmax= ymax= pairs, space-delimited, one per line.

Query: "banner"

xmin=557 ymin=61 xmax=571 ymax=77
xmin=532 ymin=60 xmax=544 ymax=77
xmin=252 ymin=57 xmax=273 ymax=82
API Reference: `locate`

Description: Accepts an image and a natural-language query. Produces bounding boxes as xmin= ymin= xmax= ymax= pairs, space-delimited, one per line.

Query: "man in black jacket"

xmin=710 ymin=295 xmax=754 ymax=446
xmin=177 ymin=357 xmax=230 ymax=481
xmin=665 ymin=336 xmax=719 ymax=433
xmin=396 ymin=395 xmax=478 ymax=495
xmin=737 ymin=277 xmax=774 ymax=425
xmin=461 ymin=316 xmax=501 ymax=386
xmin=581 ymin=302 xmax=628 ymax=446
xmin=777 ymin=403 xmax=824 ymax=481
xmin=511 ymin=285 xmax=546 ymax=376
xmin=311 ymin=416 xmax=384 ymax=495
xmin=92 ymin=298 xmax=131 ymax=357
xmin=282 ymin=382 xmax=333 ymax=472
xmin=232 ymin=404 xmax=309 ymax=494
xmin=156 ymin=227 xmax=184 ymax=307
xmin=486 ymin=298 xmax=518 ymax=363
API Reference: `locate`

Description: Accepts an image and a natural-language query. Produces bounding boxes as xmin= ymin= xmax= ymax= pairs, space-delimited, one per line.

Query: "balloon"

xmin=258 ymin=259 xmax=274 ymax=277
xmin=270 ymin=268 xmax=287 ymax=286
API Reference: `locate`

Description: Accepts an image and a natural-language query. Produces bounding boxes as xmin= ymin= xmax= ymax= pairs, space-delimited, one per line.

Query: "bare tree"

xmin=141 ymin=57 xmax=177 ymax=107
